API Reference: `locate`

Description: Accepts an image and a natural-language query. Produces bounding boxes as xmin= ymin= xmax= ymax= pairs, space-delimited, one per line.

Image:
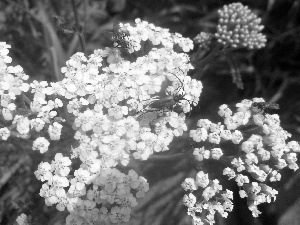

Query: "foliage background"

xmin=0 ymin=0 xmax=300 ymax=224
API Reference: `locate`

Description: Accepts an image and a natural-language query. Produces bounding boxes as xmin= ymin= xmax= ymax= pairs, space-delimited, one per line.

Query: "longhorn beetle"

xmin=135 ymin=73 xmax=198 ymax=152
xmin=135 ymin=71 xmax=199 ymax=127
xmin=144 ymin=73 xmax=198 ymax=114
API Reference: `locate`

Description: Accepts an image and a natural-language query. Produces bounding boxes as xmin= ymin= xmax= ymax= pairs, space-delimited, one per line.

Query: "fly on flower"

xmin=251 ymin=101 xmax=279 ymax=114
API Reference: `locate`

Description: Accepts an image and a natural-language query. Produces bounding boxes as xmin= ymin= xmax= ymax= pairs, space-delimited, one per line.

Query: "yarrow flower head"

xmin=215 ymin=2 xmax=267 ymax=49
xmin=117 ymin=18 xmax=194 ymax=53
xmin=182 ymin=171 xmax=233 ymax=225
xmin=186 ymin=98 xmax=299 ymax=223
xmin=0 ymin=18 xmax=201 ymax=225
xmin=2 ymin=12 xmax=292 ymax=225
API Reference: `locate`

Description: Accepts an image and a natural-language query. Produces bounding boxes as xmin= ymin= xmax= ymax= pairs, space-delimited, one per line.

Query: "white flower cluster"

xmin=0 ymin=43 xmax=30 ymax=135
xmin=121 ymin=18 xmax=194 ymax=53
xmin=182 ymin=171 xmax=234 ymax=225
xmin=0 ymin=43 xmax=64 ymax=149
xmin=58 ymin=27 xmax=201 ymax=166
xmin=187 ymin=98 xmax=300 ymax=221
xmin=215 ymin=2 xmax=267 ymax=49
xmin=35 ymin=154 xmax=149 ymax=224
xmin=1 ymin=18 xmax=203 ymax=225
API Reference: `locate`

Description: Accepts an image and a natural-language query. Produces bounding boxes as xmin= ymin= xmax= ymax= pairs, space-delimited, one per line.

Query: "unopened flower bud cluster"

xmin=186 ymin=98 xmax=300 ymax=222
xmin=215 ymin=2 xmax=267 ymax=49
xmin=194 ymin=32 xmax=214 ymax=50
xmin=16 ymin=213 xmax=31 ymax=225
xmin=182 ymin=171 xmax=233 ymax=225
xmin=0 ymin=19 xmax=203 ymax=225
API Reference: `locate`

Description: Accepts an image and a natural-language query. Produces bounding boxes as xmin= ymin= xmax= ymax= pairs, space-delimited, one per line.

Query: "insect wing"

xmin=103 ymin=30 xmax=114 ymax=41
xmin=113 ymin=20 xmax=120 ymax=34
xmin=136 ymin=111 xmax=159 ymax=126
xmin=252 ymin=102 xmax=280 ymax=114
xmin=148 ymin=96 xmax=175 ymax=109
xmin=253 ymin=102 xmax=279 ymax=109
xmin=111 ymin=21 xmax=118 ymax=40
xmin=267 ymin=102 xmax=279 ymax=110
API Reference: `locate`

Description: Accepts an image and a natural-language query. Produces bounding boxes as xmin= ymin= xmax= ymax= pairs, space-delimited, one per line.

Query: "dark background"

xmin=0 ymin=0 xmax=300 ymax=224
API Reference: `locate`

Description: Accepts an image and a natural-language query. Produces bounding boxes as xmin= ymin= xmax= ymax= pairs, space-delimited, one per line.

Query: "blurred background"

xmin=0 ymin=0 xmax=300 ymax=224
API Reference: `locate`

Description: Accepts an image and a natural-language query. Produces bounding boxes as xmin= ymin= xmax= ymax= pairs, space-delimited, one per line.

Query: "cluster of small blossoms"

xmin=0 ymin=43 xmax=65 ymax=150
xmin=60 ymin=45 xmax=201 ymax=165
xmin=1 ymin=19 xmax=202 ymax=225
xmin=35 ymin=154 xmax=149 ymax=224
xmin=215 ymin=2 xmax=267 ymax=49
xmin=52 ymin=21 xmax=199 ymax=223
xmin=0 ymin=43 xmax=29 ymax=128
xmin=187 ymin=98 xmax=300 ymax=220
xmin=16 ymin=213 xmax=31 ymax=225
xmin=120 ymin=18 xmax=194 ymax=53
xmin=194 ymin=32 xmax=214 ymax=50
xmin=182 ymin=171 xmax=233 ymax=225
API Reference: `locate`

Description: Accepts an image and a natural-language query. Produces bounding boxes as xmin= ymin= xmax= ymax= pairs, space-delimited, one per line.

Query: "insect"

xmin=53 ymin=15 xmax=74 ymax=35
xmin=135 ymin=72 xmax=198 ymax=127
xmin=251 ymin=101 xmax=280 ymax=114
xmin=144 ymin=74 xmax=198 ymax=114
xmin=136 ymin=109 xmax=165 ymax=126
xmin=109 ymin=21 xmax=130 ymax=49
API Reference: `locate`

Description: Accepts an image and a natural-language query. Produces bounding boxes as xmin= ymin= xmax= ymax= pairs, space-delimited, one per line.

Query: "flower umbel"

xmin=0 ymin=19 xmax=202 ymax=225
